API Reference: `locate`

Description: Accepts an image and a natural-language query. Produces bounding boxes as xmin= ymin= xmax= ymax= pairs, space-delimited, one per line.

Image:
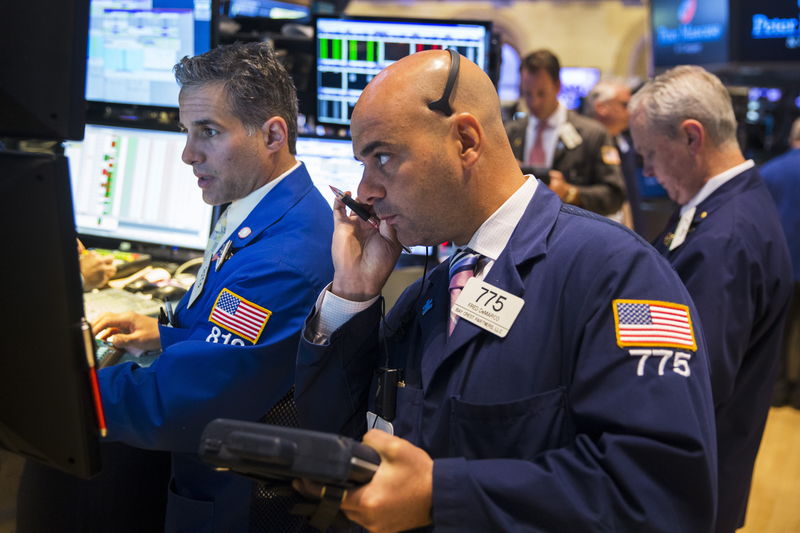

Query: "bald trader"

xmin=295 ymin=50 xmax=717 ymax=532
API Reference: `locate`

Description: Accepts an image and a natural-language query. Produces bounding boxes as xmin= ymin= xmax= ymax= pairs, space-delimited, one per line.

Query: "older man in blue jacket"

xmin=631 ymin=65 xmax=793 ymax=533
xmin=295 ymin=50 xmax=718 ymax=532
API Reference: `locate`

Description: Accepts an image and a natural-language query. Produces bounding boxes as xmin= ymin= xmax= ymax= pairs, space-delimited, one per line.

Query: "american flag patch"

xmin=208 ymin=289 xmax=271 ymax=344
xmin=613 ymin=299 xmax=697 ymax=351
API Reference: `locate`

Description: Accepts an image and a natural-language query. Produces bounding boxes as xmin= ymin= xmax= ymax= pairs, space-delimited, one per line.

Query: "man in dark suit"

xmin=630 ymin=65 xmax=793 ymax=533
xmin=584 ymin=78 xmax=644 ymax=231
xmin=295 ymin=49 xmax=718 ymax=533
xmin=505 ymin=49 xmax=625 ymax=216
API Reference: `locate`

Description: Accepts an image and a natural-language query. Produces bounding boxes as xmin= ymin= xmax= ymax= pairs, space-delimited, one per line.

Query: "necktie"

xmin=187 ymin=208 xmax=229 ymax=308
xmin=527 ymin=121 xmax=547 ymax=167
xmin=448 ymin=248 xmax=481 ymax=336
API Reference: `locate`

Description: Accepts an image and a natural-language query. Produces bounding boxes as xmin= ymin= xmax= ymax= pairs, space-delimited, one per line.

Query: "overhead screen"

xmin=651 ymin=0 xmax=730 ymax=68
xmin=86 ymin=0 xmax=215 ymax=108
xmin=732 ymin=0 xmax=800 ymax=63
xmin=65 ymin=124 xmax=214 ymax=251
xmin=315 ymin=16 xmax=492 ymax=126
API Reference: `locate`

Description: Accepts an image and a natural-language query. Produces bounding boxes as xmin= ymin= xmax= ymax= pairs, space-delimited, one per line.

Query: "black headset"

xmin=426 ymin=48 xmax=460 ymax=117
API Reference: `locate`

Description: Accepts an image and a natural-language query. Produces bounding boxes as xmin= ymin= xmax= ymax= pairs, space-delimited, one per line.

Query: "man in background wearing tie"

xmin=630 ymin=65 xmax=792 ymax=533
xmin=505 ymin=49 xmax=625 ymax=216
xmin=294 ymin=49 xmax=717 ymax=532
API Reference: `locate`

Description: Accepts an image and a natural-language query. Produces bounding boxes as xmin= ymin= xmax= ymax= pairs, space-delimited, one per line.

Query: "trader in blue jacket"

xmin=90 ymin=43 xmax=334 ymax=531
xmin=630 ymin=66 xmax=793 ymax=533
xmin=294 ymin=50 xmax=717 ymax=532
xmin=760 ymin=117 xmax=800 ymax=409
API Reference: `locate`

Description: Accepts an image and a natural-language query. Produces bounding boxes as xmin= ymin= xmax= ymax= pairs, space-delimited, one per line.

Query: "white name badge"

xmin=453 ymin=278 xmax=525 ymax=338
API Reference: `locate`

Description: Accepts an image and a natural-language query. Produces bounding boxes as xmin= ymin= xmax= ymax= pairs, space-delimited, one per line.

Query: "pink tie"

xmin=527 ymin=121 xmax=547 ymax=166
xmin=448 ymin=249 xmax=481 ymax=336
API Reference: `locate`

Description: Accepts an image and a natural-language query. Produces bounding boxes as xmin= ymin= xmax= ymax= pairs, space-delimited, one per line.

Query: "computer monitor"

xmin=314 ymin=15 xmax=492 ymax=126
xmin=558 ymin=67 xmax=601 ymax=111
xmin=85 ymin=0 xmax=217 ymax=108
xmin=295 ymin=135 xmax=430 ymax=256
xmin=0 ymin=150 xmax=102 ymax=478
xmin=228 ymin=0 xmax=308 ymax=19
xmin=65 ymin=124 xmax=214 ymax=252
xmin=296 ymin=135 xmax=361 ymax=206
xmin=0 ymin=0 xmax=89 ymax=140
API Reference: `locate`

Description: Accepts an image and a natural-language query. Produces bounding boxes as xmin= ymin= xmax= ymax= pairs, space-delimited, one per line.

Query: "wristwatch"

xmin=564 ymin=185 xmax=579 ymax=205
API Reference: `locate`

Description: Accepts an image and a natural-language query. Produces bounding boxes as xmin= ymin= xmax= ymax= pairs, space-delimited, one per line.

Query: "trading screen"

xmin=316 ymin=17 xmax=490 ymax=126
xmin=85 ymin=0 xmax=214 ymax=107
xmin=65 ymin=124 xmax=214 ymax=250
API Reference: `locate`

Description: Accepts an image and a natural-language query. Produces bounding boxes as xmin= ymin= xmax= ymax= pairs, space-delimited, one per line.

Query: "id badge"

xmin=366 ymin=411 xmax=394 ymax=434
xmin=453 ymin=278 xmax=525 ymax=338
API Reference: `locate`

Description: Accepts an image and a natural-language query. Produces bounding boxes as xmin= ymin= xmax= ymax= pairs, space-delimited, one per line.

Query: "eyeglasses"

xmin=427 ymin=48 xmax=460 ymax=117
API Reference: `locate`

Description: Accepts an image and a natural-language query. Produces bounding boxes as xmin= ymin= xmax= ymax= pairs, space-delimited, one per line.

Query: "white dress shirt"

xmin=524 ymin=103 xmax=567 ymax=168
xmin=679 ymin=160 xmax=754 ymax=216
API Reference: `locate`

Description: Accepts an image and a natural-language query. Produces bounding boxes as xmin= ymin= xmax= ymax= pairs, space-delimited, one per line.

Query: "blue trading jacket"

xmin=760 ymin=148 xmax=800 ymax=281
xmin=99 ymin=163 xmax=334 ymax=532
xmin=297 ymin=184 xmax=718 ymax=532
xmin=653 ymin=167 xmax=793 ymax=533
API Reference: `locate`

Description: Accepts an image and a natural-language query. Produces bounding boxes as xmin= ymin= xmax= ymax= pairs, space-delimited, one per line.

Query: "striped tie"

xmin=448 ymin=248 xmax=481 ymax=336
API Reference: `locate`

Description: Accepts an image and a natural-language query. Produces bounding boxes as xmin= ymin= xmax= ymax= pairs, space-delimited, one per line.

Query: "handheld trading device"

xmin=199 ymin=419 xmax=380 ymax=487
xmin=199 ymin=419 xmax=381 ymax=530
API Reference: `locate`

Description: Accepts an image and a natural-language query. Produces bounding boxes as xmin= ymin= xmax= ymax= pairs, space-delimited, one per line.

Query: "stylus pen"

xmin=329 ymin=185 xmax=412 ymax=253
xmin=80 ymin=319 xmax=108 ymax=437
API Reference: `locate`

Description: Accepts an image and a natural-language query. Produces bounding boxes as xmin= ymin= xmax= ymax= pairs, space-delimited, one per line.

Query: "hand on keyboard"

xmin=92 ymin=312 xmax=162 ymax=352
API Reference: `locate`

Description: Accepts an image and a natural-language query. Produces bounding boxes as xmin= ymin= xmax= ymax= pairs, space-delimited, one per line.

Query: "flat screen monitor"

xmin=314 ymin=15 xmax=492 ymax=126
xmin=558 ymin=67 xmax=601 ymax=110
xmin=0 ymin=150 xmax=102 ymax=478
xmin=295 ymin=135 xmax=430 ymax=256
xmin=651 ymin=0 xmax=729 ymax=69
xmin=64 ymin=124 xmax=214 ymax=251
xmin=732 ymin=0 xmax=800 ymax=64
xmin=0 ymin=0 xmax=89 ymax=140
xmin=229 ymin=0 xmax=308 ymax=19
xmin=85 ymin=0 xmax=216 ymax=108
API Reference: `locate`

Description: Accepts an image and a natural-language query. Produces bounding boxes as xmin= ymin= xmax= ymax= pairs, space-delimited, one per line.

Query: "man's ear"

xmin=454 ymin=113 xmax=483 ymax=169
xmin=681 ymin=119 xmax=705 ymax=156
xmin=261 ymin=116 xmax=288 ymax=153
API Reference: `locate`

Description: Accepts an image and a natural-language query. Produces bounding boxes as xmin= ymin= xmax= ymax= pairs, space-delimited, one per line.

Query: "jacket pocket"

xmin=449 ymin=387 xmax=567 ymax=460
xmin=165 ymin=478 xmax=215 ymax=533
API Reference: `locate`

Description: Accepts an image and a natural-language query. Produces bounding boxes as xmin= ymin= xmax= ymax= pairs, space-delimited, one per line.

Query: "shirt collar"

xmin=463 ymin=176 xmax=538 ymax=262
xmin=221 ymin=160 xmax=300 ymax=241
xmin=680 ymin=159 xmax=754 ymax=215
xmin=527 ymin=102 xmax=567 ymax=131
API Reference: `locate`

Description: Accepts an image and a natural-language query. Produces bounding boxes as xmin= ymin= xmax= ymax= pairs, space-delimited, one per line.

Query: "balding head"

xmin=353 ymin=50 xmax=506 ymax=143
xmin=350 ymin=50 xmax=525 ymax=246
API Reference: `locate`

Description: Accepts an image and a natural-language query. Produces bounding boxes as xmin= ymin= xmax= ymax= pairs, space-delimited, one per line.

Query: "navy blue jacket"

xmin=99 ymin=164 xmax=334 ymax=532
xmin=653 ymin=167 xmax=793 ymax=533
xmin=297 ymin=185 xmax=717 ymax=532
xmin=760 ymin=148 xmax=800 ymax=281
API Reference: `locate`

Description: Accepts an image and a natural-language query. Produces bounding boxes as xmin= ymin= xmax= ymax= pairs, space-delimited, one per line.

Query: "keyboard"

xmin=84 ymin=288 xmax=164 ymax=323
